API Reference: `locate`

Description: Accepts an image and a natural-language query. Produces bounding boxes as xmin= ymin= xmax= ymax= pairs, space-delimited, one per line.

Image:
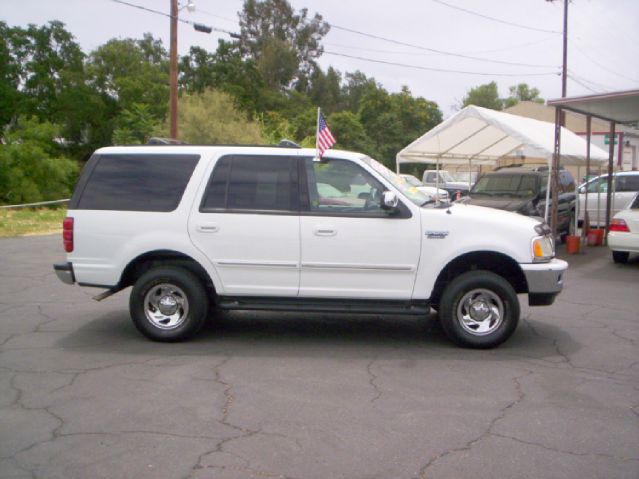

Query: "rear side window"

xmin=617 ymin=174 xmax=639 ymax=192
xmin=75 ymin=154 xmax=199 ymax=212
xmin=200 ymin=155 xmax=298 ymax=212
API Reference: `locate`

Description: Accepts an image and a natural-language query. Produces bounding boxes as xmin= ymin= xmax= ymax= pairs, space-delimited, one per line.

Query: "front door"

xmin=299 ymin=158 xmax=422 ymax=299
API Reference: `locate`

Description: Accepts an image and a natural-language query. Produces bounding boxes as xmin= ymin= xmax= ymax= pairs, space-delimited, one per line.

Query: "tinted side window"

xmin=617 ymin=175 xmax=639 ymax=192
xmin=201 ymin=155 xmax=298 ymax=212
xmin=77 ymin=154 xmax=199 ymax=212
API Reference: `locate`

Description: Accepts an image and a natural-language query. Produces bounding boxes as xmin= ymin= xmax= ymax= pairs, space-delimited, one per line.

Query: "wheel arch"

xmin=430 ymin=251 xmax=527 ymax=306
xmin=119 ymin=250 xmax=216 ymax=295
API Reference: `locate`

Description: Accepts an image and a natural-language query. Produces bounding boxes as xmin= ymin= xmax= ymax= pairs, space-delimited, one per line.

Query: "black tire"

xmin=129 ymin=266 xmax=209 ymax=342
xmin=439 ymin=271 xmax=519 ymax=349
xmin=612 ymin=251 xmax=629 ymax=264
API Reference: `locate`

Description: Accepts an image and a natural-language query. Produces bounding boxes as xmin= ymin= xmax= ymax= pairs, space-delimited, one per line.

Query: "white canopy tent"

xmin=396 ymin=105 xmax=610 ymax=231
xmin=396 ymin=105 xmax=609 ymax=169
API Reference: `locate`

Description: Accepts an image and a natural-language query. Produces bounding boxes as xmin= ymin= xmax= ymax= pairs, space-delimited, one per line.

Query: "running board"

xmin=217 ymin=297 xmax=430 ymax=316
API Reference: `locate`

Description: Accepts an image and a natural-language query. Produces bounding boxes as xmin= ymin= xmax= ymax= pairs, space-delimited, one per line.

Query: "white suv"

xmin=54 ymin=145 xmax=567 ymax=348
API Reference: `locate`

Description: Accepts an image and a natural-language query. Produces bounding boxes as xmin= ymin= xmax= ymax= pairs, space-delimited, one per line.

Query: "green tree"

xmin=155 ymin=89 xmax=263 ymax=144
xmin=0 ymin=117 xmax=79 ymax=204
xmin=461 ymin=81 xmax=503 ymax=110
xmin=88 ymin=34 xmax=169 ymax=121
xmin=341 ymin=71 xmax=377 ymax=113
xmin=503 ymin=83 xmax=544 ymax=108
xmin=112 ymin=103 xmax=156 ymax=145
xmin=327 ymin=111 xmax=374 ymax=156
xmin=359 ymin=85 xmax=442 ymax=167
xmin=237 ymin=0 xmax=329 ymax=89
xmin=306 ymin=66 xmax=342 ymax=114
xmin=1 ymin=21 xmax=106 ymax=160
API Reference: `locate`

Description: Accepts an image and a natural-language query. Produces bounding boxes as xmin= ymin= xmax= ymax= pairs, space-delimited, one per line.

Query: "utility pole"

xmin=169 ymin=0 xmax=178 ymax=139
xmin=548 ymin=0 xmax=568 ymax=240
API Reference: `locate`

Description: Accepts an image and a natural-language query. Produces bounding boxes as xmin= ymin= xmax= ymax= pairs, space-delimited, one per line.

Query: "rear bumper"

xmin=608 ymin=232 xmax=639 ymax=253
xmin=53 ymin=262 xmax=75 ymax=285
xmin=521 ymin=259 xmax=568 ymax=306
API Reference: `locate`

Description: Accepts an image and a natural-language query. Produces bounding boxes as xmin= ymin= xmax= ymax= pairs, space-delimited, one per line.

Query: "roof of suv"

xmin=486 ymin=167 xmax=549 ymax=175
xmin=94 ymin=145 xmax=368 ymax=162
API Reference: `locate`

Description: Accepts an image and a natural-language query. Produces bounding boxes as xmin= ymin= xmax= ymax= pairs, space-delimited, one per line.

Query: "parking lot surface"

xmin=0 ymin=234 xmax=637 ymax=479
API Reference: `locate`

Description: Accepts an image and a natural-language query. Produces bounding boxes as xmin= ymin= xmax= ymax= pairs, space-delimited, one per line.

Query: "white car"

xmin=399 ymin=174 xmax=449 ymax=202
xmin=578 ymin=171 xmax=639 ymax=227
xmin=608 ymin=193 xmax=639 ymax=264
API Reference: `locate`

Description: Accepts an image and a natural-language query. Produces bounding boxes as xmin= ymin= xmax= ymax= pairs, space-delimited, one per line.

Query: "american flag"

xmin=316 ymin=110 xmax=336 ymax=158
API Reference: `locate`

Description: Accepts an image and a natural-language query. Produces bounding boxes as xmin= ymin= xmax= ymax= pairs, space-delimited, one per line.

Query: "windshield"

xmin=401 ymin=175 xmax=423 ymax=187
xmin=471 ymin=174 xmax=540 ymax=198
xmin=440 ymin=171 xmax=455 ymax=183
xmin=362 ymin=158 xmax=430 ymax=206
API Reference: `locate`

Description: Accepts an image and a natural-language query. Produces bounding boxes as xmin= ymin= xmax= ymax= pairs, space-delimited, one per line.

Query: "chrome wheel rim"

xmin=456 ymin=288 xmax=504 ymax=336
xmin=143 ymin=283 xmax=189 ymax=330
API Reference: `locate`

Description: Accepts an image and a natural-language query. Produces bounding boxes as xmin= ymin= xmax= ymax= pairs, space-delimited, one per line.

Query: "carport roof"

xmin=547 ymin=90 xmax=639 ymax=124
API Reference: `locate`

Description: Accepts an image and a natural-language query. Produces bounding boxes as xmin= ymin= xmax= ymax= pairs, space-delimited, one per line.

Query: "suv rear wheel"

xmin=439 ymin=271 xmax=519 ymax=349
xmin=129 ymin=266 xmax=209 ymax=341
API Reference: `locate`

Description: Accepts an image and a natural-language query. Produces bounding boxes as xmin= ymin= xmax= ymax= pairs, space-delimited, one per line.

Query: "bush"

xmin=0 ymin=117 xmax=80 ymax=205
xmin=156 ymin=89 xmax=264 ymax=144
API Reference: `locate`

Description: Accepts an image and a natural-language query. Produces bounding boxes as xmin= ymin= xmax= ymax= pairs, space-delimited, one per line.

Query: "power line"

xmin=109 ymin=0 xmax=236 ymax=37
xmin=324 ymin=35 xmax=556 ymax=57
xmin=431 ymin=0 xmax=561 ymax=34
xmin=323 ymin=50 xmax=559 ymax=77
xmin=328 ymin=24 xmax=558 ymax=68
xmin=569 ymin=40 xmax=639 ymax=84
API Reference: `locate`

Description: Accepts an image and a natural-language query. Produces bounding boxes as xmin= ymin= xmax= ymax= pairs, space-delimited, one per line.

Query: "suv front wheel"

xmin=129 ymin=266 xmax=209 ymax=341
xmin=439 ymin=271 xmax=519 ymax=349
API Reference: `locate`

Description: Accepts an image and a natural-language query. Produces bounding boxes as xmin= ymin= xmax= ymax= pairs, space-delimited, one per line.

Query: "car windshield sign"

xmin=363 ymin=157 xmax=429 ymax=206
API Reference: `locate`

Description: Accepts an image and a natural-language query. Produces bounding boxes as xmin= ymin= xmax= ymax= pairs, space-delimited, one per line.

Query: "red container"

xmin=587 ymin=229 xmax=604 ymax=246
xmin=565 ymin=235 xmax=581 ymax=254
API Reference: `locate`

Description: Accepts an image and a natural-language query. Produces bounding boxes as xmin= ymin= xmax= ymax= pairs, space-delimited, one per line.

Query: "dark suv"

xmin=458 ymin=166 xmax=576 ymax=240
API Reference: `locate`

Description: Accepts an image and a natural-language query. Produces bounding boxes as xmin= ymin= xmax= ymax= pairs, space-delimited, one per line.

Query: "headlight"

xmin=532 ymin=235 xmax=554 ymax=262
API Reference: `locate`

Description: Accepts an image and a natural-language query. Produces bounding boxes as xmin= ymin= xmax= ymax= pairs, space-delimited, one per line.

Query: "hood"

xmin=445 ymin=181 xmax=471 ymax=191
xmin=461 ymin=195 xmax=530 ymax=212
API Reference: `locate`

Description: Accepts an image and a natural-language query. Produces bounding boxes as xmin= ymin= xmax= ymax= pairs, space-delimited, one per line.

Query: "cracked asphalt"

xmin=1 ymin=234 xmax=638 ymax=479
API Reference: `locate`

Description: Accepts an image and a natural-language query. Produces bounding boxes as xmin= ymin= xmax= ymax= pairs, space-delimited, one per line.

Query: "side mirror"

xmin=381 ymin=190 xmax=399 ymax=210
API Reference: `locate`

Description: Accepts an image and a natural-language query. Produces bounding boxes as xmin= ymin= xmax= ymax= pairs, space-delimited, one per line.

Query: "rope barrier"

xmin=0 ymin=199 xmax=70 ymax=209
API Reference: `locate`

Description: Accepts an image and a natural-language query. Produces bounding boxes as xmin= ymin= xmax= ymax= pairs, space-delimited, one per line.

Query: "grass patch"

xmin=0 ymin=208 xmax=67 ymax=237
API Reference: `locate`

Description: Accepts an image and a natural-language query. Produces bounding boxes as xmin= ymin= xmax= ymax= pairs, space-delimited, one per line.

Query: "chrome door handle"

xmin=313 ymin=227 xmax=336 ymax=236
xmin=197 ymin=224 xmax=219 ymax=233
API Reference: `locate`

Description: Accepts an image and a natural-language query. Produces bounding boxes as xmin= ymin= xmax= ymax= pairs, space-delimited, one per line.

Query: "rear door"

xmin=189 ymin=154 xmax=300 ymax=296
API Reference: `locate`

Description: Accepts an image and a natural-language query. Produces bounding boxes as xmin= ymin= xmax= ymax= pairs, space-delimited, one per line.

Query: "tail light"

xmin=63 ymin=217 xmax=74 ymax=252
xmin=609 ymin=218 xmax=629 ymax=232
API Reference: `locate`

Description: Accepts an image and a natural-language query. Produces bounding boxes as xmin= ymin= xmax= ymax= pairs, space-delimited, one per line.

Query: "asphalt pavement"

xmin=0 ymin=234 xmax=637 ymax=479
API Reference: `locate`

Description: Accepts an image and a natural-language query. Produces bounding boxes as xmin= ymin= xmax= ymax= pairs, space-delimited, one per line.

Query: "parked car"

xmin=399 ymin=174 xmax=449 ymax=202
xmin=451 ymin=171 xmax=478 ymax=188
xmin=53 ymin=144 xmax=567 ymax=349
xmin=578 ymin=171 xmax=639 ymax=227
xmin=457 ymin=166 xmax=576 ymax=241
xmin=421 ymin=170 xmax=470 ymax=197
xmin=608 ymin=192 xmax=639 ymax=264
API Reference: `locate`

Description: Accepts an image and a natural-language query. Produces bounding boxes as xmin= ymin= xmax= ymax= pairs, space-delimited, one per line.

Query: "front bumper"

xmin=521 ymin=259 xmax=568 ymax=306
xmin=53 ymin=262 xmax=75 ymax=285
